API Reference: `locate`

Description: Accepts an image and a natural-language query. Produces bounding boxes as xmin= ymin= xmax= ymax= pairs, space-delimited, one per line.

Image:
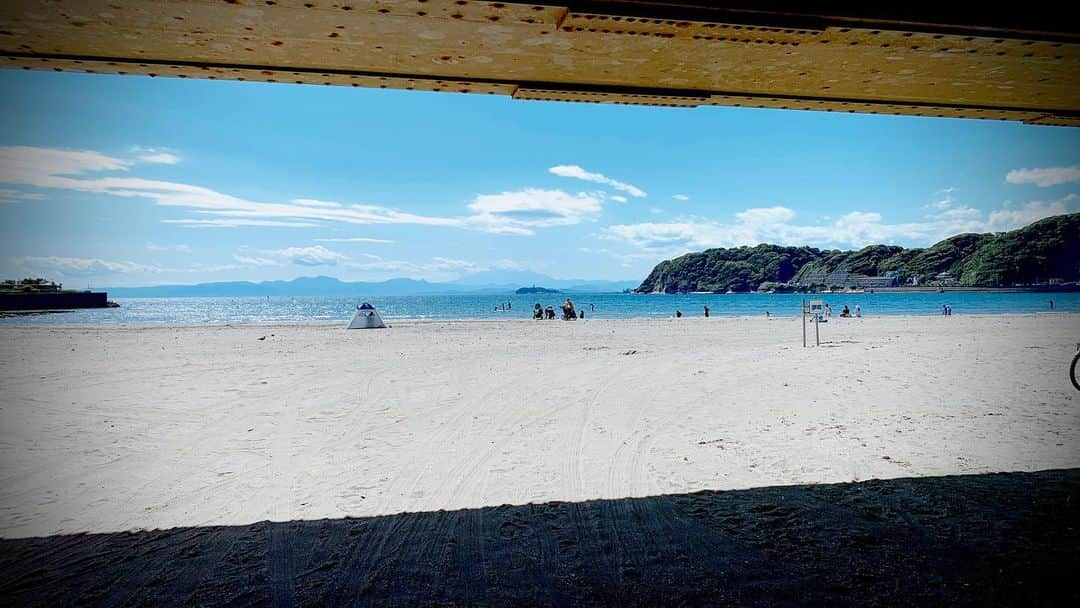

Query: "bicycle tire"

xmin=1072 ymin=351 xmax=1080 ymax=392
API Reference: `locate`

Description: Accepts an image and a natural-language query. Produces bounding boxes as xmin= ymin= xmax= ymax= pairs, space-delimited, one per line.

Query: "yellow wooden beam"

xmin=1 ymin=1 xmax=1077 ymax=125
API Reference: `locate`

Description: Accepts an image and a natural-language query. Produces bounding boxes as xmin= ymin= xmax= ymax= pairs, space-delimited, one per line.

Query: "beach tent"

xmin=347 ymin=302 xmax=386 ymax=329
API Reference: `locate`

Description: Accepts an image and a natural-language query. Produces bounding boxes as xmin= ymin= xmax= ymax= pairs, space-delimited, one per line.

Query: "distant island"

xmin=0 ymin=278 xmax=115 ymax=311
xmin=515 ymin=286 xmax=561 ymax=294
xmin=636 ymin=213 xmax=1080 ymax=293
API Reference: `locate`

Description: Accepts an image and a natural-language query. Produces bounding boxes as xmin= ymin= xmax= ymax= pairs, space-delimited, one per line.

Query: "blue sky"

xmin=1 ymin=70 xmax=1078 ymax=286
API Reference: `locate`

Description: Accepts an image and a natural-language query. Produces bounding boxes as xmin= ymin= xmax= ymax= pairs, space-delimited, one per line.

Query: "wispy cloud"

xmin=549 ymin=165 xmax=646 ymax=198
xmin=12 ymin=256 xmax=167 ymax=276
xmin=673 ymin=194 xmax=689 ymax=201
xmin=1005 ymin=166 xmax=1080 ymax=187
xmin=233 ymin=254 xmax=282 ymax=267
xmin=146 ymin=242 xmax=191 ymax=253
xmin=0 ymin=146 xmax=616 ymax=237
xmin=465 ymin=188 xmax=606 ymax=235
xmin=139 ymin=152 xmax=180 ymax=165
xmin=0 ymin=188 xmax=44 ymax=203
xmin=610 ymin=195 xmax=628 ymax=203
xmin=162 ymin=219 xmax=321 ymax=228
xmin=270 ymin=245 xmax=348 ymax=267
xmin=313 ymin=237 xmax=395 ymax=244
xmin=292 ymin=198 xmax=342 ymax=209
xmin=603 ymin=196 xmax=1076 ymax=256
xmin=10 ymin=255 xmax=246 ymax=277
xmin=131 ymin=146 xmax=181 ymax=165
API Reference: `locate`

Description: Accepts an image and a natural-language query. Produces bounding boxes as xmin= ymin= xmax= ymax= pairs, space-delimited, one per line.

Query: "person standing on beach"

xmin=704 ymin=305 xmax=710 ymax=318
xmin=1050 ymin=299 xmax=1055 ymax=311
xmin=855 ymin=304 xmax=861 ymax=318
xmin=590 ymin=303 xmax=595 ymax=312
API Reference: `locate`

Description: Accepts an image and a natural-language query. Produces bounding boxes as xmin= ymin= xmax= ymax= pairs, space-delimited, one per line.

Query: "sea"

xmin=2 ymin=291 xmax=1079 ymax=326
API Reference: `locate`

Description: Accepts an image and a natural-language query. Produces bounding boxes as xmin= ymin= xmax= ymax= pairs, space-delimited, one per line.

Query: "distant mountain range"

xmin=105 ymin=272 xmax=638 ymax=298
xmin=636 ymin=213 xmax=1080 ymax=293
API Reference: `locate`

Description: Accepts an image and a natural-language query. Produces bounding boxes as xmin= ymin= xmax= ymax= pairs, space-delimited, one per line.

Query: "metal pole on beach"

xmin=802 ymin=298 xmax=806 ymax=348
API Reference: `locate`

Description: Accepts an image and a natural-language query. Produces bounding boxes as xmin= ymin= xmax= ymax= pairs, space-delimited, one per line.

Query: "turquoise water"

xmin=2 ymin=291 xmax=1078 ymax=325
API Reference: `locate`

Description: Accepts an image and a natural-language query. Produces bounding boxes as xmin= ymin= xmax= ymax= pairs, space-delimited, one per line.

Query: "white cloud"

xmin=0 ymin=146 xmax=609 ymax=238
xmin=292 ymin=198 xmax=342 ymax=209
xmin=734 ymin=206 xmax=797 ymax=225
xmin=549 ymin=165 xmax=646 ymax=198
xmin=313 ymin=237 xmax=395 ymax=244
xmin=1005 ymin=166 xmax=1080 ymax=187
xmin=162 ymin=219 xmax=321 ymax=228
xmin=131 ymin=146 xmax=180 ymax=165
xmin=0 ymin=147 xmax=131 ymax=184
xmin=673 ymin=194 xmax=689 ymax=201
xmin=12 ymin=256 xmax=163 ymax=276
xmin=270 ymin=245 xmax=348 ymax=267
xmin=466 ymin=188 xmax=606 ymax=235
xmin=139 ymin=153 xmax=180 ymax=165
xmin=233 ymin=254 xmax=282 ymax=267
xmin=603 ymin=196 xmax=1077 ymax=255
xmin=610 ymin=195 xmax=628 ymax=203
xmin=429 ymin=257 xmax=476 ymax=271
xmin=146 ymin=242 xmax=191 ymax=253
xmin=986 ymin=196 xmax=1074 ymax=228
xmin=0 ymin=188 xmax=45 ymax=203
xmin=7 ymin=255 xmax=251 ymax=278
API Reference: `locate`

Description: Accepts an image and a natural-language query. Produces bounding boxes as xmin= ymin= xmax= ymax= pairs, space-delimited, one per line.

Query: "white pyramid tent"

xmin=347 ymin=302 xmax=386 ymax=329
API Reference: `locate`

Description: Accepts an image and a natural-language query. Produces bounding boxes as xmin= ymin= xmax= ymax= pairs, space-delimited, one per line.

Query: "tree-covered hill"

xmin=635 ymin=213 xmax=1080 ymax=293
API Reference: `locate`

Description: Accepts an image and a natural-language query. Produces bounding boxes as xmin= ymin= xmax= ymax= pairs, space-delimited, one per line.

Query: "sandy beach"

xmin=1 ymin=314 xmax=1078 ymax=605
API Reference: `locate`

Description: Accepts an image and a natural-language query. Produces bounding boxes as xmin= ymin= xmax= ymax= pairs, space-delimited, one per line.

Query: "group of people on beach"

xmin=809 ymin=302 xmax=863 ymax=322
xmin=533 ymin=299 xmax=592 ymax=320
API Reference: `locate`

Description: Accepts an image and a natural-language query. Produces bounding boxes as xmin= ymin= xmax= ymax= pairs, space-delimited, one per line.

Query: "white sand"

xmin=1 ymin=314 xmax=1077 ymax=539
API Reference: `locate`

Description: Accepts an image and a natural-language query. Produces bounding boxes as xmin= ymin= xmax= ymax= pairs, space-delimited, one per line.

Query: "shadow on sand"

xmin=1 ymin=469 xmax=1077 ymax=607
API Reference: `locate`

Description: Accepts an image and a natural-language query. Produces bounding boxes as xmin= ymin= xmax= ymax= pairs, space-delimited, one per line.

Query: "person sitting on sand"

xmin=578 ymin=309 xmax=584 ymax=320
xmin=545 ymin=305 xmax=555 ymax=320
xmin=841 ymin=305 xmax=851 ymax=317
xmin=675 ymin=310 xmax=683 ymax=318
xmin=562 ymin=298 xmax=577 ymax=320
xmin=533 ymin=303 xmax=543 ymax=320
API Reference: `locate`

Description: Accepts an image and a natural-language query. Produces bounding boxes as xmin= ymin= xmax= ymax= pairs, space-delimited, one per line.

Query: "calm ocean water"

xmin=2 ymin=292 xmax=1078 ymax=325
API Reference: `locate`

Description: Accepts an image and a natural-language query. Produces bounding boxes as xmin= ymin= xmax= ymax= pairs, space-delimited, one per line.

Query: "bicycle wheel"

xmin=1072 ymin=351 xmax=1080 ymax=392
